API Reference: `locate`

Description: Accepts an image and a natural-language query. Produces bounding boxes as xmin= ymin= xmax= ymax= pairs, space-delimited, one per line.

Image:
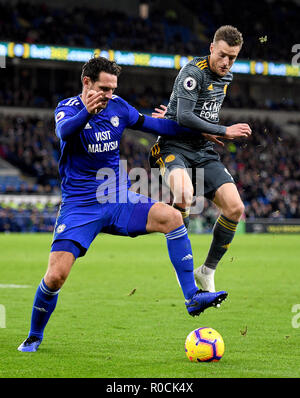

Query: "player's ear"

xmin=210 ymin=42 xmax=214 ymax=54
xmin=82 ymin=76 xmax=92 ymax=89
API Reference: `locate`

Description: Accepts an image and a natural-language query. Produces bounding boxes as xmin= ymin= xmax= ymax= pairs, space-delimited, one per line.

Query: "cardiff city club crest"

xmin=110 ymin=116 xmax=119 ymax=127
xmin=56 ymin=224 xmax=66 ymax=233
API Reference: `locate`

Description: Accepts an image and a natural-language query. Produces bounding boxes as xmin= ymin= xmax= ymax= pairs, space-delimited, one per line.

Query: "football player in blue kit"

xmin=18 ymin=57 xmax=228 ymax=352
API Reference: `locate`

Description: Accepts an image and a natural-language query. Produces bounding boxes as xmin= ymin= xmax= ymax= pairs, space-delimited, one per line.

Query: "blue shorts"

xmin=51 ymin=190 xmax=156 ymax=258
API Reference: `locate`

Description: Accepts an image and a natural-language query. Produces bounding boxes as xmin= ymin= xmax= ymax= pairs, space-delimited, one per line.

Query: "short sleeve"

xmin=176 ymin=64 xmax=204 ymax=102
xmin=54 ymin=104 xmax=79 ymax=128
xmin=54 ymin=100 xmax=83 ymax=139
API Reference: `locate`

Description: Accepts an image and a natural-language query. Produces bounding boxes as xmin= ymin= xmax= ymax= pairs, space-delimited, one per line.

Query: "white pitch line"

xmin=0 ymin=284 xmax=31 ymax=288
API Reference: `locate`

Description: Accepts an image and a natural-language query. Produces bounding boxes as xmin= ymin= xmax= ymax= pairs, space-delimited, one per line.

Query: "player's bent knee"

xmin=163 ymin=208 xmax=183 ymax=233
xmin=225 ymin=201 xmax=245 ymax=221
xmin=45 ymin=270 xmax=67 ymax=290
xmin=234 ymin=202 xmax=245 ymax=219
xmin=147 ymin=203 xmax=183 ymax=234
xmin=44 ymin=251 xmax=75 ymax=290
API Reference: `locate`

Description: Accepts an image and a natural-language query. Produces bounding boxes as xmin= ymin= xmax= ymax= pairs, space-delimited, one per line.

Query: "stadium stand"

xmin=180 ymin=0 xmax=299 ymax=62
xmin=0 ymin=0 xmax=299 ymax=62
xmin=0 ymin=0 xmax=299 ymax=232
xmin=1 ymin=63 xmax=300 ymax=112
xmin=1 ymin=111 xmax=299 ymax=222
xmin=0 ymin=200 xmax=58 ymax=232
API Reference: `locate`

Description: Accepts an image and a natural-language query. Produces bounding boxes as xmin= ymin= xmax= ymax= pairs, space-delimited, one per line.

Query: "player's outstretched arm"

xmin=152 ymin=99 xmax=226 ymax=137
xmin=146 ymin=102 xmax=251 ymax=140
xmin=177 ymin=97 xmax=251 ymax=138
xmin=132 ymin=113 xmax=251 ymax=140
xmin=177 ymin=97 xmax=227 ymax=136
xmin=131 ymin=113 xmax=193 ymax=137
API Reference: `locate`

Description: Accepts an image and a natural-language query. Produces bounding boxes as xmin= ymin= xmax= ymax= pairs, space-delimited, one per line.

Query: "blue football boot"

xmin=185 ymin=289 xmax=228 ymax=316
xmin=17 ymin=336 xmax=42 ymax=352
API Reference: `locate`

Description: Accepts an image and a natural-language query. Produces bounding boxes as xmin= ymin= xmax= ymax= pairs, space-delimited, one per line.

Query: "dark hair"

xmin=213 ymin=25 xmax=243 ymax=48
xmin=81 ymin=56 xmax=122 ymax=83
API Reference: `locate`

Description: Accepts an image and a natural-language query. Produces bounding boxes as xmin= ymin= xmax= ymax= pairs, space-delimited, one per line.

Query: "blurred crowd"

xmin=180 ymin=0 xmax=298 ymax=63
xmin=0 ymin=113 xmax=299 ymax=231
xmin=0 ymin=0 xmax=299 ymax=232
xmin=0 ymin=200 xmax=58 ymax=232
xmin=1 ymin=66 xmax=299 ymax=112
xmin=218 ymin=117 xmax=300 ymax=219
xmin=0 ymin=115 xmax=60 ymax=189
xmin=0 ymin=0 xmax=298 ymax=62
xmin=0 ymin=1 xmax=201 ymax=56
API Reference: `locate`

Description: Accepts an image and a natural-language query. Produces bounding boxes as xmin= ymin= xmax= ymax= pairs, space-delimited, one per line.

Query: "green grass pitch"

xmin=0 ymin=232 xmax=300 ymax=378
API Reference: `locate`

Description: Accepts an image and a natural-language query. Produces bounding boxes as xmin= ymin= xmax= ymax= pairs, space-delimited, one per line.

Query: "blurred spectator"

xmin=0 ymin=113 xmax=300 ymax=220
xmin=1 ymin=0 xmax=299 ymax=233
xmin=218 ymin=116 xmax=300 ymax=220
xmin=0 ymin=201 xmax=59 ymax=232
xmin=0 ymin=0 xmax=298 ymax=62
xmin=0 ymin=68 xmax=298 ymax=112
xmin=181 ymin=0 xmax=299 ymax=63
xmin=0 ymin=114 xmax=60 ymax=189
xmin=0 ymin=1 xmax=204 ymax=56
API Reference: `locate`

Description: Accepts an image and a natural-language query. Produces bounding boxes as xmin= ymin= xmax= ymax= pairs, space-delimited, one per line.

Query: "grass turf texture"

xmin=0 ymin=233 xmax=299 ymax=378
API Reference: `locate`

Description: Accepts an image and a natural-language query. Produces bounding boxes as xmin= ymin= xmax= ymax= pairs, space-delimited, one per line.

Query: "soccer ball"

xmin=185 ymin=327 xmax=225 ymax=362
